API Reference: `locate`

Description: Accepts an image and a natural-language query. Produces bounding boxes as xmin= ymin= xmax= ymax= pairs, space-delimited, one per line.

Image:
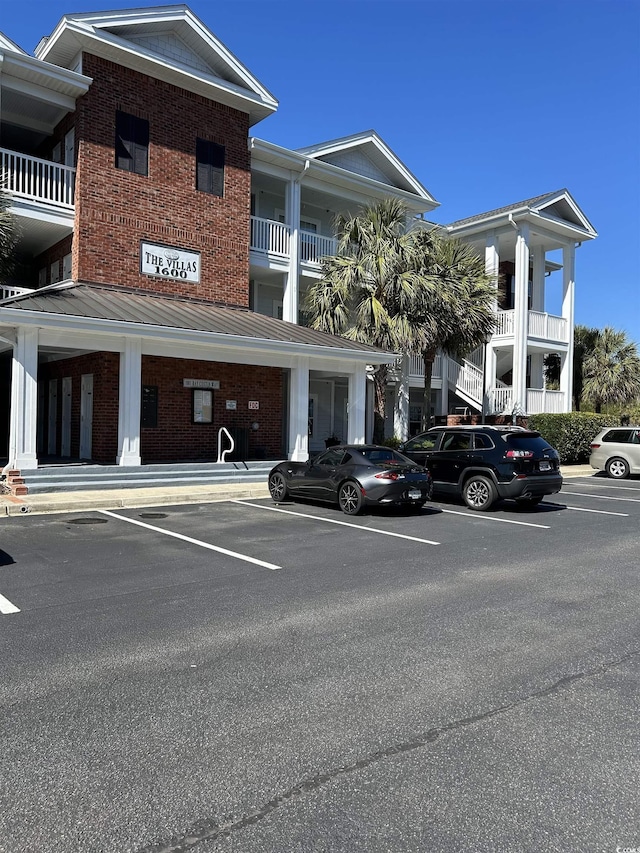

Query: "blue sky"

xmin=4 ymin=0 xmax=639 ymax=345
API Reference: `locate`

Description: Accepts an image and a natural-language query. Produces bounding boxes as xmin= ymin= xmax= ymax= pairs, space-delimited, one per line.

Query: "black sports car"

xmin=267 ymin=445 xmax=433 ymax=515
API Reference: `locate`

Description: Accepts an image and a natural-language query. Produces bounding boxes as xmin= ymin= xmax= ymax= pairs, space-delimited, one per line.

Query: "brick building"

xmin=0 ymin=5 xmax=597 ymax=474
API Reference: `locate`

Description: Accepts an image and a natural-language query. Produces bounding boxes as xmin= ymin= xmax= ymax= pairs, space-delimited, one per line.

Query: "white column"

xmin=288 ymin=357 xmax=309 ymax=461
xmin=9 ymin=327 xmax=39 ymax=469
xmin=532 ymin=248 xmax=546 ymax=313
xmin=347 ymin=367 xmax=367 ymax=444
xmin=393 ymin=356 xmax=409 ymax=440
xmin=560 ymin=242 xmax=576 ymax=412
xmin=283 ymin=174 xmax=301 ymax=324
xmin=484 ymin=233 xmax=500 ymax=409
xmin=512 ymin=224 xmax=530 ymax=413
xmin=439 ymin=353 xmax=449 ymax=416
xmin=116 ymin=337 xmax=142 ymax=466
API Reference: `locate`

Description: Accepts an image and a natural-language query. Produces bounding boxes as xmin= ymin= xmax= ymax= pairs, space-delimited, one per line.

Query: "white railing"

xmin=494 ymin=309 xmax=514 ymax=336
xmin=528 ymin=311 xmax=568 ymax=343
xmin=250 ymin=216 xmax=290 ymax=258
xmin=1 ymin=147 xmax=75 ymax=208
xmin=408 ymin=352 xmax=442 ymax=380
xmin=1 ymin=285 xmax=33 ymax=301
xmin=491 ymin=386 xmax=513 ymax=413
xmin=449 ymin=358 xmax=483 ymax=405
xmin=526 ymin=389 xmax=566 ymax=414
xmin=300 ymin=233 xmax=337 ymax=265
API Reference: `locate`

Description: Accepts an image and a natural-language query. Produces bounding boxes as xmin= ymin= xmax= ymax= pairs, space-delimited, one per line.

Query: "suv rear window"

xmin=602 ymin=429 xmax=635 ymax=443
xmin=502 ymin=434 xmax=553 ymax=454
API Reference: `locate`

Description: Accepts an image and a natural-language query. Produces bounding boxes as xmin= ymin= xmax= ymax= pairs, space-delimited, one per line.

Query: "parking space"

xmin=1 ymin=475 xmax=638 ymax=617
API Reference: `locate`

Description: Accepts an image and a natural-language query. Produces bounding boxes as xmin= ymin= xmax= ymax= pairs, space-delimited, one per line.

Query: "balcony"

xmin=2 ymin=148 xmax=76 ymax=209
xmin=493 ymin=309 xmax=568 ymax=344
xmin=490 ymin=386 xmax=566 ymax=415
xmin=1 ymin=285 xmax=33 ymax=301
xmin=250 ymin=216 xmax=337 ymax=266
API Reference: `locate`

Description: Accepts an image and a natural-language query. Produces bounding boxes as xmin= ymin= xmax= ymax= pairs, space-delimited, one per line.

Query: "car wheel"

xmin=338 ymin=480 xmax=363 ymax=515
xmin=268 ymin=471 xmax=288 ymax=502
xmin=462 ymin=475 xmax=496 ymax=511
xmin=606 ymin=457 xmax=630 ymax=479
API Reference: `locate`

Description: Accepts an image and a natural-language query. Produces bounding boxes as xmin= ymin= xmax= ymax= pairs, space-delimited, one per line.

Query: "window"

xmin=474 ymin=433 xmax=494 ymax=450
xmin=50 ymin=260 xmax=61 ymax=284
xmin=192 ymin=389 xmax=213 ymax=424
xmin=405 ymin=434 xmax=438 ymax=452
xmin=603 ymin=430 xmax=634 ymax=443
xmin=442 ymin=432 xmax=471 ymax=451
xmin=115 ymin=110 xmax=149 ymax=175
xmin=196 ymin=138 xmax=224 ymax=196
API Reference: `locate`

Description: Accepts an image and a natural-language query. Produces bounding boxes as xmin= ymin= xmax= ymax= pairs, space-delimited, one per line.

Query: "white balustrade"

xmin=408 ymin=352 xmax=442 ymax=380
xmin=449 ymin=358 xmax=483 ymax=405
xmin=1 ymin=147 xmax=75 ymax=208
xmin=300 ymin=233 xmax=337 ymax=265
xmin=528 ymin=311 xmax=568 ymax=343
xmin=526 ymin=389 xmax=566 ymax=414
xmin=250 ymin=216 xmax=290 ymax=257
xmin=494 ymin=309 xmax=514 ymax=336
xmin=491 ymin=386 xmax=513 ymax=413
xmin=1 ymin=285 xmax=33 ymax=301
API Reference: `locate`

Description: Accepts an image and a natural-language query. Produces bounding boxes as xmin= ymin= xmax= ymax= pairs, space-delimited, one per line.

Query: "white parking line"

xmin=0 ymin=592 xmax=20 ymax=614
xmin=568 ymin=480 xmax=640 ymax=492
xmin=542 ymin=502 xmax=629 ymax=516
xmin=562 ymin=491 xmax=640 ymax=504
xmin=232 ymin=501 xmax=441 ymax=545
xmin=437 ymin=509 xmax=550 ymax=528
xmin=99 ymin=510 xmax=281 ymax=570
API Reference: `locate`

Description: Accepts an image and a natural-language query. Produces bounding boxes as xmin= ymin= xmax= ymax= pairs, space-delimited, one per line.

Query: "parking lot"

xmin=1 ymin=475 xmax=639 ymax=852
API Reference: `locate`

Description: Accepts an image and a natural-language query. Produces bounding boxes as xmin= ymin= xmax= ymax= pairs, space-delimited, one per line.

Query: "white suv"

xmin=589 ymin=427 xmax=640 ymax=478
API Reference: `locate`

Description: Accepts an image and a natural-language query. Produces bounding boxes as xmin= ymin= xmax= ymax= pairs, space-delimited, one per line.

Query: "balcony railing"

xmin=408 ymin=352 xmax=442 ymax=379
xmin=528 ymin=311 xmax=568 ymax=343
xmin=250 ymin=216 xmax=290 ymax=258
xmin=492 ymin=309 xmax=568 ymax=343
xmin=490 ymin=386 xmax=567 ymax=414
xmin=250 ymin=217 xmax=337 ymax=266
xmin=449 ymin=358 xmax=483 ymax=405
xmin=1 ymin=148 xmax=75 ymax=209
xmin=1 ymin=284 xmax=33 ymax=301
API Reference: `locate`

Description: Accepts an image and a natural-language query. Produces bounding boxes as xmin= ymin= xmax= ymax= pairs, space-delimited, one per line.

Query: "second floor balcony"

xmin=494 ymin=309 xmax=568 ymax=345
xmin=250 ymin=216 xmax=337 ymax=267
xmin=2 ymin=147 xmax=76 ymax=210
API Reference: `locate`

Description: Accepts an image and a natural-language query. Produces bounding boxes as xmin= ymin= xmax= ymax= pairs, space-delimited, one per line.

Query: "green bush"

xmin=382 ymin=435 xmax=402 ymax=449
xmin=528 ymin=412 xmax=619 ymax=464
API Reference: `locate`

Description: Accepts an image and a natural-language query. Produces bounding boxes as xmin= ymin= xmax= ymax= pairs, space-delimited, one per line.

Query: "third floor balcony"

xmin=250 ymin=216 xmax=337 ymax=268
xmin=493 ymin=308 xmax=568 ymax=345
xmin=2 ymin=147 xmax=76 ymax=211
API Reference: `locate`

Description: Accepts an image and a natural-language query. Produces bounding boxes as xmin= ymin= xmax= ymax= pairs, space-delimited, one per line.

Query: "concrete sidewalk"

xmin=0 ymin=465 xmax=596 ymax=517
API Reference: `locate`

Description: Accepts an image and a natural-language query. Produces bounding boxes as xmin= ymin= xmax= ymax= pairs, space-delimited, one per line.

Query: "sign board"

xmin=183 ymin=379 xmax=219 ymax=389
xmin=141 ymin=241 xmax=201 ymax=284
xmin=226 ymin=400 xmax=237 ymax=410
xmin=248 ymin=401 xmax=259 ymax=410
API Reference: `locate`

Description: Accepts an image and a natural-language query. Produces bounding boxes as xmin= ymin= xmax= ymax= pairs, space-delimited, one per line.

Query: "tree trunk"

xmin=372 ymin=365 xmax=388 ymax=444
xmin=421 ymin=348 xmax=437 ymax=432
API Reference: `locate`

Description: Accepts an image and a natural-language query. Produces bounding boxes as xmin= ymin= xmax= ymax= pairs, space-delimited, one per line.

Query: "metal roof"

xmin=446 ymin=190 xmax=567 ymax=228
xmin=1 ymin=282 xmax=391 ymax=357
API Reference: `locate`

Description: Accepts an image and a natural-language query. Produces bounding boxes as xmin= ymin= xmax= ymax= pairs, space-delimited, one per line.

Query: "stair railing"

xmin=216 ymin=427 xmax=235 ymax=463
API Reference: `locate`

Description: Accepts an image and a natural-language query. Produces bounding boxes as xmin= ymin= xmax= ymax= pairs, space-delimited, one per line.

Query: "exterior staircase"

xmin=1 ymin=460 xmax=278 ymax=496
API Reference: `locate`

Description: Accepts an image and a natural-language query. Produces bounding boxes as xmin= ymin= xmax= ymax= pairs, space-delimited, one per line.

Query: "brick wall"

xmin=73 ymin=54 xmax=251 ymax=306
xmin=39 ymin=353 xmax=284 ymax=464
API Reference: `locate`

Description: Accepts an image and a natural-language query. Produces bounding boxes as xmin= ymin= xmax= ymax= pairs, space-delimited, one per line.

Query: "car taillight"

xmin=375 ymin=471 xmax=400 ymax=480
xmin=590 ymin=443 xmax=600 ymax=449
xmin=506 ymin=449 xmax=534 ymax=458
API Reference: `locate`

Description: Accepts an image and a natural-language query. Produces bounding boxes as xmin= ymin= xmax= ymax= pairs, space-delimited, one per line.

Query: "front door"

xmin=80 ymin=373 xmax=93 ymax=460
xmin=61 ymin=377 xmax=72 ymax=457
xmin=47 ymin=379 xmax=58 ymax=455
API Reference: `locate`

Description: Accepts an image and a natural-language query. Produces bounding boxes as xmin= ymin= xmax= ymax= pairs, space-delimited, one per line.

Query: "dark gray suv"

xmin=399 ymin=425 xmax=562 ymax=511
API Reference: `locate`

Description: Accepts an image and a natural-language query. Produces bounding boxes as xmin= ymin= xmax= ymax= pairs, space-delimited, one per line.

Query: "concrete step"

xmin=18 ymin=460 xmax=279 ymax=494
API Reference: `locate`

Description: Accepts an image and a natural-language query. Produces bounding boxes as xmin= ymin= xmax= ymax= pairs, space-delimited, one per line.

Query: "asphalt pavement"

xmin=0 ymin=465 xmax=596 ymax=516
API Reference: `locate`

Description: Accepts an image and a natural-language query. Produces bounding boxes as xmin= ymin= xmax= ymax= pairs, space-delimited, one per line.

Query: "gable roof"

xmin=297 ymin=131 xmax=438 ymax=205
xmin=35 ymin=5 xmax=277 ymax=125
xmin=0 ymin=283 xmax=394 ymax=363
xmin=0 ymin=31 xmax=27 ymax=54
xmin=447 ymin=189 xmax=597 ymax=238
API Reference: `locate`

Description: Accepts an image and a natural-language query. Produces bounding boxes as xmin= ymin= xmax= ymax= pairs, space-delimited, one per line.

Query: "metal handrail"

xmin=216 ymin=427 xmax=235 ymax=463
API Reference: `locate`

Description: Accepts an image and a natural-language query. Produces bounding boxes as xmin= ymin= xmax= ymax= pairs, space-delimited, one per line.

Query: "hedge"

xmin=528 ymin=412 xmax=619 ymax=464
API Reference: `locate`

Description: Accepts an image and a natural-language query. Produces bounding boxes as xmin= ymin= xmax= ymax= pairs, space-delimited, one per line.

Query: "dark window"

xmin=473 ymin=433 xmax=494 ymax=450
xmin=405 ymin=434 xmax=438 ymax=452
xmin=316 ymin=449 xmax=345 ymax=466
xmin=141 ymin=385 xmax=158 ymax=428
xmin=196 ymin=138 xmax=225 ymax=196
xmin=115 ymin=111 xmax=149 ymax=175
xmin=603 ymin=429 xmax=634 ymax=443
xmin=441 ymin=432 xmax=472 ymax=451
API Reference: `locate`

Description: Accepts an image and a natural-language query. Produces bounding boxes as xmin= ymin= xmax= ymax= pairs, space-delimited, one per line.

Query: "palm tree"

xmin=0 ymin=183 xmax=18 ymax=283
xmin=573 ymin=324 xmax=599 ymax=410
xmin=582 ymin=327 xmax=640 ymax=412
xmin=410 ymin=229 xmax=496 ymax=429
xmin=304 ymin=199 xmax=496 ymax=440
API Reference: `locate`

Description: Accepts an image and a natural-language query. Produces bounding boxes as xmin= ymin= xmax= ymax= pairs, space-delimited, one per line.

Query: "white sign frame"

xmin=141 ymin=241 xmax=201 ymax=284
